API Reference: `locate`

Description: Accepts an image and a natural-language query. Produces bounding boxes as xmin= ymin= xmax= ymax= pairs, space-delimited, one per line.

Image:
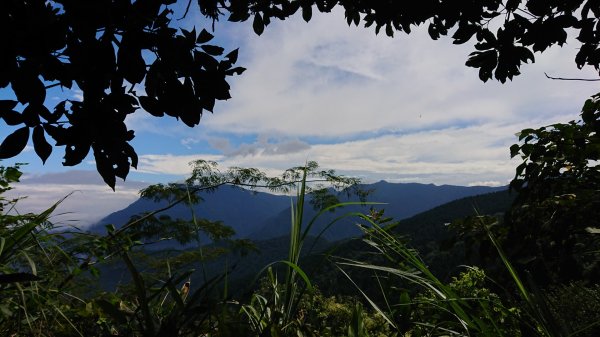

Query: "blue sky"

xmin=3 ymin=3 xmax=600 ymax=227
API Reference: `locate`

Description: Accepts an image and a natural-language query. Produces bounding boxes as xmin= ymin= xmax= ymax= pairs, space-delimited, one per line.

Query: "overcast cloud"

xmin=136 ymin=9 xmax=598 ymax=185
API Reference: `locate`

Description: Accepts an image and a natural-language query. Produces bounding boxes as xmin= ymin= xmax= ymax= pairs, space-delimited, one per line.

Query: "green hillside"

xmin=305 ymin=189 xmax=515 ymax=296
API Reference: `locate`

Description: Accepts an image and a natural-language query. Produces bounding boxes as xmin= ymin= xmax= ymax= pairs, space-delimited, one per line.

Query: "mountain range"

xmin=91 ymin=183 xmax=515 ymax=293
xmin=92 ymin=181 xmax=506 ymax=242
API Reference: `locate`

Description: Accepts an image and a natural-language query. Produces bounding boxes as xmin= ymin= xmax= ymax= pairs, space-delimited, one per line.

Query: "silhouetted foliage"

xmin=449 ymin=97 xmax=600 ymax=287
xmin=3 ymin=0 xmax=600 ymax=187
xmin=1 ymin=0 xmax=245 ymax=189
xmin=203 ymin=0 xmax=600 ymax=83
xmin=504 ymin=96 xmax=600 ymax=285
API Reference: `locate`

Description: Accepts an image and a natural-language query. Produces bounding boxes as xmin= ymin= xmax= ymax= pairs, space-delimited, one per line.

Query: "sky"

xmin=2 ymin=3 xmax=600 ymax=228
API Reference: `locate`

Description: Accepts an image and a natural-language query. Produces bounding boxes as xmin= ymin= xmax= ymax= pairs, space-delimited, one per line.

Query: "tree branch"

xmin=544 ymin=72 xmax=600 ymax=82
xmin=44 ymin=82 xmax=63 ymax=89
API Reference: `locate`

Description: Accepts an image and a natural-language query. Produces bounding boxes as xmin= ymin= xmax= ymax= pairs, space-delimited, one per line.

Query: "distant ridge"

xmin=92 ymin=185 xmax=290 ymax=238
xmin=94 ymin=188 xmax=514 ymax=293
xmin=306 ymin=189 xmax=516 ymax=295
xmin=91 ymin=181 xmax=506 ymax=243
xmin=248 ymin=181 xmax=505 ymax=241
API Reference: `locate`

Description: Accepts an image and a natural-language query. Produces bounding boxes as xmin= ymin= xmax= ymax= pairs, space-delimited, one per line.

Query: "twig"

xmin=179 ymin=0 xmax=193 ymax=20
xmin=44 ymin=82 xmax=63 ymax=89
xmin=544 ymin=72 xmax=600 ymax=82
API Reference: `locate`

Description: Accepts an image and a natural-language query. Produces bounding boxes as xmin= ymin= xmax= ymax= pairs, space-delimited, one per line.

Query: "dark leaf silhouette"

xmin=32 ymin=125 xmax=52 ymax=164
xmin=0 ymin=127 xmax=30 ymax=159
xmin=0 ymin=100 xmax=17 ymax=112
xmin=12 ymin=73 xmax=46 ymax=105
xmin=0 ymin=109 xmax=23 ymax=126
xmin=201 ymin=45 xmax=225 ymax=56
xmin=302 ymin=4 xmax=312 ymax=22
xmin=139 ymin=96 xmax=164 ymax=117
xmin=197 ymin=29 xmax=214 ymax=43
xmin=93 ymin=144 xmax=117 ymax=191
xmin=253 ymin=13 xmax=265 ymax=35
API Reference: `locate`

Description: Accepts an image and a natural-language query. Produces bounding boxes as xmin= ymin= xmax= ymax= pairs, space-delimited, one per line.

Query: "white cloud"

xmin=181 ymin=137 xmax=202 ymax=149
xmin=5 ymin=171 xmax=149 ymax=229
xmin=122 ymin=9 xmax=594 ymax=187
xmin=198 ymin=9 xmax=598 ymax=139
xmin=134 ymin=120 xmax=532 ymax=186
xmin=468 ymin=181 xmax=504 ymax=187
xmin=136 ymin=154 xmax=223 ymax=175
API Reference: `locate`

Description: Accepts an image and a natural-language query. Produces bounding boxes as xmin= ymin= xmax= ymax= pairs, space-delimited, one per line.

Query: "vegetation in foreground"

xmin=1 ymin=98 xmax=600 ymax=336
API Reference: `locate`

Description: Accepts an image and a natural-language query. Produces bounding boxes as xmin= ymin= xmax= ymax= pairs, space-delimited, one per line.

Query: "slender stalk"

xmin=121 ymin=250 xmax=155 ymax=336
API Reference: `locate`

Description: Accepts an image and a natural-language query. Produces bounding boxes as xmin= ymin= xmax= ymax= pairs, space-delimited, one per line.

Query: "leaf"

xmin=139 ymin=96 xmax=164 ymax=117
xmin=22 ymin=104 xmax=41 ymax=127
xmin=466 ymin=50 xmax=498 ymax=82
xmin=37 ymin=104 xmax=59 ymax=123
xmin=386 ymin=23 xmax=394 ymax=37
xmin=453 ymin=24 xmax=479 ymax=44
xmin=302 ymin=5 xmax=312 ymax=22
xmin=0 ymin=199 xmax=59 ymax=264
xmin=526 ymin=0 xmax=549 ymax=16
xmin=4 ymin=167 xmax=22 ymax=183
xmin=253 ymin=13 xmax=264 ymax=35
xmin=0 ymin=109 xmax=23 ymax=126
xmin=12 ymin=73 xmax=46 ymax=105
xmin=223 ymin=49 xmax=239 ymax=66
xmin=505 ymin=0 xmax=521 ymax=12
xmin=52 ymin=101 xmax=67 ymax=121
xmin=510 ymin=144 xmax=521 ymax=158
xmin=225 ymin=66 xmax=246 ymax=76
xmin=0 ymin=100 xmax=17 ymax=111
xmin=201 ymin=44 xmax=225 ymax=56
xmin=518 ymin=46 xmax=535 ymax=63
xmin=476 ymin=28 xmax=497 ymax=44
xmin=63 ymin=143 xmax=91 ymax=166
xmin=228 ymin=10 xmax=251 ymax=22
xmin=33 ymin=125 xmax=52 ymax=164
xmin=118 ymin=43 xmax=146 ymax=84
xmin=94 ymin=147 xmax=116 ymax=190
xmin=0 ymin=127 xmax=30 ymax=159
xmin=123 ymin=143 xmax=138 ymax=169
xmin=197 ymin=29 xmax=214 ymax=43
xmin=180 ymin=27 xmax=196 ymax=46
xmin=585 ymin=227 xmax=600 ymax=234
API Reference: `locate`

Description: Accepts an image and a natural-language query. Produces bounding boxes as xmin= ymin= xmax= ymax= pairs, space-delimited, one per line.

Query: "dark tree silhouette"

xmin=2 ymin=0 xmax=600 ymax=188
xmin=0 ymin=0 xmax=245 ymax=188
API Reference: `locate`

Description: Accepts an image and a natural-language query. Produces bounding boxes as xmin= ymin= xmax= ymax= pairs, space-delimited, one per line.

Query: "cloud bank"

xmin=132 ymin=9 xmax=599 ymax=187
xmin=5 ymin=171 xmax=149 ymax=229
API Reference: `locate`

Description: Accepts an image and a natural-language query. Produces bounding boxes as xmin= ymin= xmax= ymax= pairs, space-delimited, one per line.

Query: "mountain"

xmin=248 ymin=181 xmax=506 ymax=241
xmin=92 ymin=185 xmax=290 ymax=238
xmin=92 ymin=188 xmax=515 ymax=294
xmin=306 ymin=189 xmax=516 ymax=295
xmin=91 ymin=181 xmax=507 ymax=242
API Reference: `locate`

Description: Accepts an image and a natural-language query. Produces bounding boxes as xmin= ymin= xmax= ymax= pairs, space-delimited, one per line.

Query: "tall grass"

xmin=335 ymin=215 xmax=518 ymax=336
xmin=0 ymin=166 xmax=89 ymax=336
xmin=335 ymin=213 xmax=596 ymax=337
xmin=242 ymin=167 xmax=377 ymax=336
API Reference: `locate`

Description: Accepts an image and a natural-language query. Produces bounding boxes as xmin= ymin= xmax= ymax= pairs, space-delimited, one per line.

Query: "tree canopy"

xmin=2 ymin=0 xmax=600 ymax=188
